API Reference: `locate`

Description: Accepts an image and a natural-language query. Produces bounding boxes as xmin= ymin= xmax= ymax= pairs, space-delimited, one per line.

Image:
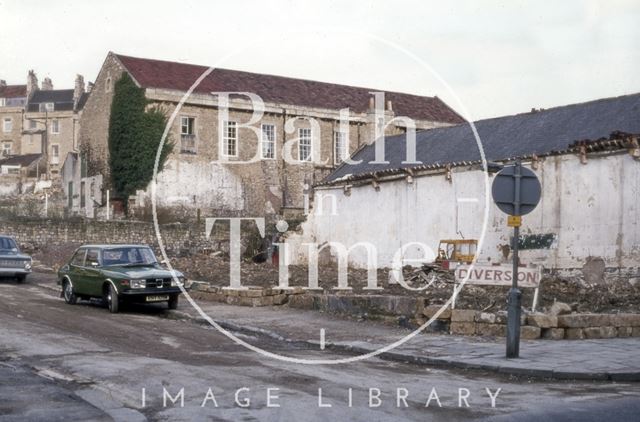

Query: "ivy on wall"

xmin=108 ymin=73 xmax=173 ymax=209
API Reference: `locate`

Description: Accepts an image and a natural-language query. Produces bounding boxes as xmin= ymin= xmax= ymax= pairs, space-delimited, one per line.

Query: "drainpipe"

xmin=281 ymin=108 xmax=287 ymax=210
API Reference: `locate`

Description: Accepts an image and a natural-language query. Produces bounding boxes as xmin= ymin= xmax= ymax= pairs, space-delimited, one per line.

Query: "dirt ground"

xmin=32 ymin=244 xmax=640 ymax=313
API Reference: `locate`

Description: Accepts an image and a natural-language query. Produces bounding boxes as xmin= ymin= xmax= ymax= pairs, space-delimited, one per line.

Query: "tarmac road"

xmin=0 ymin=273 xmax=639 ymax=421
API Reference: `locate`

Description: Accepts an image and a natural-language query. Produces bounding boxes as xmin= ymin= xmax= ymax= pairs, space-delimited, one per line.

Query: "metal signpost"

xmin=491 ymin=160 xmax=541 ymax=358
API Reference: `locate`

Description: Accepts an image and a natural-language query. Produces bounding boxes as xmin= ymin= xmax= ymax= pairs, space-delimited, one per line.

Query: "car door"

xmin=83 ymin=248 xmax=104 ymax=297
xmin=68 ymin=248 xmax=88 ymax=294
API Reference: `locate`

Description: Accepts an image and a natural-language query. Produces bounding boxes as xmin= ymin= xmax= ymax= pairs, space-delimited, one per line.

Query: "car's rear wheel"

xmin=63 ymin=280 xmax=77 ymax=304
xmin=15 ymin=274 xmax=26 ymax=284
xmin=105 ymin=284 xmax=119 ymax=314
xmin=168 ymin=294 xmax=179 ymax=310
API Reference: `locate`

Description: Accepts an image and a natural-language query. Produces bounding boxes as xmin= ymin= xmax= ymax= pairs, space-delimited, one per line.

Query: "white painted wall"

xmin=289 ymin=152 xmax=640 ymax=271
xmin=146 ymin=159 xmax=244 ymax=211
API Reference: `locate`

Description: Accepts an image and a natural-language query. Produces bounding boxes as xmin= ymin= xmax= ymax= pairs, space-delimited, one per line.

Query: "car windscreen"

xmin=102 ymin=247 xmax=158 ymax=267
xmin=0 ymin=237 xmax=17 ymax=252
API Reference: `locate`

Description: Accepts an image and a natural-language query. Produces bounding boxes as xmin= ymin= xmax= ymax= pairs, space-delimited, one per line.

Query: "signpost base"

xmin=506 ymin=287 xmax=522 ymax=358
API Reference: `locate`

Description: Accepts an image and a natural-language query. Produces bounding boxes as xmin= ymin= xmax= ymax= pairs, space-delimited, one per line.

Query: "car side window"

xmin=86 ymin=249 xmax=101 ymax=267
xmin=70 ymin=249 xmax=86 ymax=266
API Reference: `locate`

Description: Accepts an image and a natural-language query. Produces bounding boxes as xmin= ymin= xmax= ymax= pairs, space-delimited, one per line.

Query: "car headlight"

xmin=131 ymin=279 xmax=146 ymax=289
xmin=171 ymin=276 xmax=186 ymax=287
xmin=24 ymin=260 xmax=32 ymax=270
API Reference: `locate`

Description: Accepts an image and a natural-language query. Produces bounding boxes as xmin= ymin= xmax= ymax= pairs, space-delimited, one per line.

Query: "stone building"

xmin=0 ymin=79 xmax=29 ymax=158
xmin=77 ymin=52 xmax=464 ymax=218
xmin=289 ymin=93 xmax=640 ymax=281
xmin=22 ymin=74 xmax=88 ymax=179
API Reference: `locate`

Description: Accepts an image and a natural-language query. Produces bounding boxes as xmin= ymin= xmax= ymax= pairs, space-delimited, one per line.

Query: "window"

xmin=51 ymin=119 xmax=60 ymax=134
xmin=334 ymin=131 xmax=348 ymax=165
xmin=261 ymin=124 xmax=275 ymax=159
xmin=0 ymin=98 xmax=5 ymax=107
xmin=298 ymin=128 xmax=312 ymax=161
xmin=29 ymin=119 xmax=37 ymax=129
xmin=180 ymin=116 xmax=196 ymax=153
xmin=105 ymin=77 xmax=112 ymax=93
xmin=2 ymin=142 xmax=11 ymax=156
xmin=222 ymin=120 xmax=238 ymax=157
xmin=51 ymin=144 xmax=60 ymax=164
xmin=85 ymin=248 xmax=100 ymax=267
xmin=39 ymin=102 xmax=54 ymax=112
xmin=70 ymin=249 xmax=86 ymax=266
xmin=180 ymin=116 xmax=194 ymax=135
xmin=2 ymin=118 xmax=12 ymax=133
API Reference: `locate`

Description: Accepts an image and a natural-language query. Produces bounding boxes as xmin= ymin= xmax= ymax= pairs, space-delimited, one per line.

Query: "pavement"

xmin=32 ymin=271 xmax=640 ymax=382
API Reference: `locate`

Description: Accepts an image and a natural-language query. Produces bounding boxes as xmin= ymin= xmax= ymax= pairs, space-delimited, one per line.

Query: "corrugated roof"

xmin=325 ymin=92 xmax=640 ymax=184
xmin=0 ymin=84 xmax=27 ymax=98
xmin=114 ymin=53 xmax=465 ymax=124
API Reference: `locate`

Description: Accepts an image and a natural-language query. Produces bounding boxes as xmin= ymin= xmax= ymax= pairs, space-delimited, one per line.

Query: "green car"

xmin=57 ymin=244 xmax=186 ymax=313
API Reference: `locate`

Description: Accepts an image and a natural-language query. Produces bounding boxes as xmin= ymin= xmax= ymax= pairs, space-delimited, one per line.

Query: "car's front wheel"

xmin=63 ymin=280 xmax=77 ymax=305
xmin=168 ymin=294 xmax=179 ymax=310
xmin=105 ymin=284 xmax=119 ymax=313
xmin=15 ymin=274 xmax=26 ymax=284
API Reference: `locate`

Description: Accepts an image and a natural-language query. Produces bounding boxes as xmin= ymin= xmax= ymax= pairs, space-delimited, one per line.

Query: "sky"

xmin=1 ymin=0 xmax=639 ymax=120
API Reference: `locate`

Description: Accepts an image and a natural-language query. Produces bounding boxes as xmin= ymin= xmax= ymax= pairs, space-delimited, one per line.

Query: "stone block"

xmin=611 ymin=313 xmax=640 ymax=327
xmin=565 ymin=328 xmax=585 ymax=340
xmin=548 ymin=301 xmax=571 ymax=316
xmin=541 ymin=328 xmax=565 ymax=340
xmin=423 ymin=305 xmax=452 ymax=320
xmin=527 ymin=313 xmax=558 ymax=328
xmin=495 ymin=311 xmax=526 ymax=325
xmin=633 ymin=327 xmax=640 ymax=337
xmin=450 ymin=322 xmax=476 ymax=335
xmin=475 ymin=323 xmax=506 ymax=337
xmin=451 ymin=309 xmax=477 ymax=322
xmin=475 ymin=312 xmax=496 ymax=324
xmin=273 ymin=294 xmax=288 ymax=305
xmin=617 ymin=327 xmax=633 ymax=337
xmin=583 ymin=326 xmax=617 ymax=339
xmin=520 ymin=326 xmax=541 ymax=339
xmin=288 ymin=295 xmax=313 ymax=309
xmin=246 ymin=289 xmax=264 ymax=298
xmin=557 ymin=313 xmax=612 ymax=328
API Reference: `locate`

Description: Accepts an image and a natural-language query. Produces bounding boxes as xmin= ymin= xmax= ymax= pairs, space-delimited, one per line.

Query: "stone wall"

xmin=0 ymin=219 xmax=230 ymax=256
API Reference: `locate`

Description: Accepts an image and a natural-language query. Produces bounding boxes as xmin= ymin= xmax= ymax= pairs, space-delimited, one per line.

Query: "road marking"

xmin=457 ymin=197 xmax=479 ymax=203
xmin=320 ymin=328 xmax=325 ymax=350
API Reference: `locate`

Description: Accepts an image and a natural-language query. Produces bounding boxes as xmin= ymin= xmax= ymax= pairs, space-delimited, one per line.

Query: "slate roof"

xmin=0 ymin=154 xmax=42 ymax=167
xmin=114 ymin=53 xmax=464 ymax=124
xmin=0 ymin=84 xmax=27 ymax=98
xmin=324 ymin=92 xmax=640 ymax=184
xmin=27 ymin=89 xmax=76 ymax=112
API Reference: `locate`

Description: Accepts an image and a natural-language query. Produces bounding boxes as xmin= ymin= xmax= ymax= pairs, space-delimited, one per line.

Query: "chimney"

xmin=27 ymin=70 xmax=38 ymax=96
xmin=74 ymin=74 xmax=85 ymax=102
xmin=42 ymin=77 xmax=53 ymax=90
xmin=0 ymin=80 xmax=6 ymax=88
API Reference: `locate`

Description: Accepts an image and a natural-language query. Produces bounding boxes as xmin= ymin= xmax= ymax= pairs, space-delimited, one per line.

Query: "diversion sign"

xmin=454 ymin=264 xmax=541 ymax=289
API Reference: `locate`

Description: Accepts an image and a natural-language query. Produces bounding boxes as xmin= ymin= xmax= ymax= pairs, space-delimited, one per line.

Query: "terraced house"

xmin=0 ymin=78 xmax=29 ymax=161
xmin=23 ymin=73 xmax=89 ymax=179
xmin=75 ymin=52 xmax=464 ymax=218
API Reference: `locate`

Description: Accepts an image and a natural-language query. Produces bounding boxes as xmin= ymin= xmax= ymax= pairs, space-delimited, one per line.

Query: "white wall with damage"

xmin=145 ymin=159 xmax=244 ymax=211
xmin=288 ymin=152 xmax=640 ymax=272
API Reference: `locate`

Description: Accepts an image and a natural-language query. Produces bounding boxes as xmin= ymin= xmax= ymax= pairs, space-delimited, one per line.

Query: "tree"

xmin=108 ymin=73 xmax=173 ymax=211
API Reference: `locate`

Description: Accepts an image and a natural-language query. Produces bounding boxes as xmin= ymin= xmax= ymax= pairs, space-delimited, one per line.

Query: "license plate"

xmin=145 ymin=295 xmax=169 ymax=302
